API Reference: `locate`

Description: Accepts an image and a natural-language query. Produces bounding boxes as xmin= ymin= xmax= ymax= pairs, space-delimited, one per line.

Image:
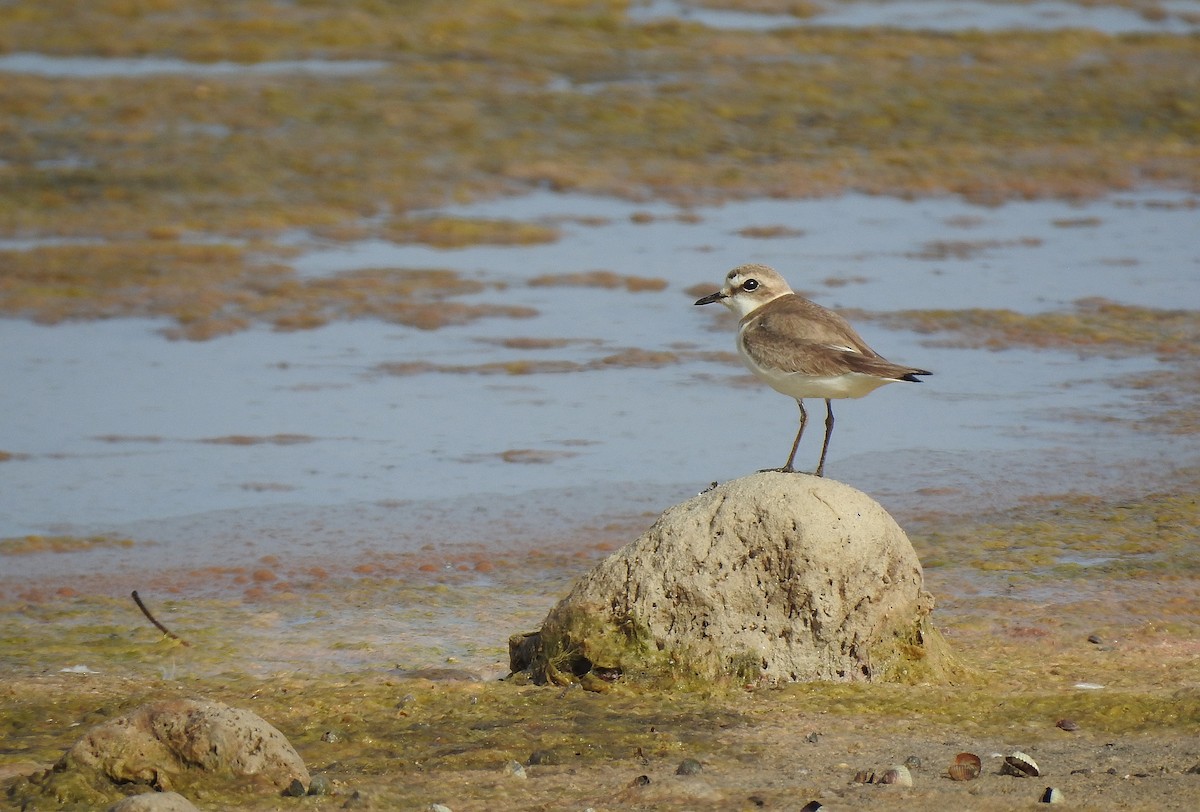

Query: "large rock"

xmin=511 ymin=473 xmax=956 ymax=685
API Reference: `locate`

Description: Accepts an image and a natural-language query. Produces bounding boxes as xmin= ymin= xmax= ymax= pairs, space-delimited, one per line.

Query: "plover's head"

xmin=693 ymin=263 xmax=794 ymax=318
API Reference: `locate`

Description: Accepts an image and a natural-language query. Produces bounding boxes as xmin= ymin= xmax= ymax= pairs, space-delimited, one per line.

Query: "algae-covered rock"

xmin=8 ymin=698 xmax=309 ymax=808
xmin=511 ymin=473 xmax=956 ymax=685
xmin=62 ymin=698 xmax=309 ymax=790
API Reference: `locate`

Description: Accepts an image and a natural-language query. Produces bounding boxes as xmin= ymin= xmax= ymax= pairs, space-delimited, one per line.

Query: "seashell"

xmin=1040 ymin=786 xmax=1063 ymax=804
xmin=948 ymin=752 xmax=982 ymax=781
xmin=879 ymin=765 xmax=913 ymax=787
xmin=853 ymin=769 xmax=875 ymax=784
xmin=1001 ymin=751 xmax=1041 ymax=778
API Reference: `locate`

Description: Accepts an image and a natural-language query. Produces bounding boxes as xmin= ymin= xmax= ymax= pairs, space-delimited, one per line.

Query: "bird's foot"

xmin=759 ymin=465 xmax=824 ymax=476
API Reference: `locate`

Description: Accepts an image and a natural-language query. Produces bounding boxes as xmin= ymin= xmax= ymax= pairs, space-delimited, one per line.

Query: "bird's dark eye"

xmin=742 ymin=279 xmax=759 ymax=291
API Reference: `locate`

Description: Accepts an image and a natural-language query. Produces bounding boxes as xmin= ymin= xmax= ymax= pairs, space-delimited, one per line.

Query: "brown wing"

xmin=742 ymin=296 xmax=929 ymax=380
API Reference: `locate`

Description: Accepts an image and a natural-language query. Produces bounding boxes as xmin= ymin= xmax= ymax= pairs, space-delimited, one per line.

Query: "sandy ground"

xmin=2 ymin=479 xmax=1197 ymax=811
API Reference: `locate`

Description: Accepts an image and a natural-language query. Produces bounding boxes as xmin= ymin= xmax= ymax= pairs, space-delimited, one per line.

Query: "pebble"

xmin=503 ymin=760 xmax=527 ymax=780
xmin=528 ymin=749 xmax=560 ymax=766
xmin=429 ymin=805 xmax=452 ymax=812
xmin=676 ymin=758 xmax=703 ymax=776
xmin=1056 ymin=718 xmax=1079 ymax=732
xmin=282 ymin=778 xmax=306 ymax=797
xmin=342 ymin=791 xmax=370 ymax=809
xmin=307 ymin=774 xmax=331 ymax=796
xmin=1087 ymin=634 xmax=1104 ymax=645
xmin=904 ymin=755 xmax=922 ymax=771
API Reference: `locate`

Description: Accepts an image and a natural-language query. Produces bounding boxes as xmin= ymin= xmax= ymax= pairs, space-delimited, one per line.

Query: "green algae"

xmin=528 ymin=270 xmax=670 ymax=292
xmin=2 ymin=655 xmax=1195 ymax=809
xmin=383 ymin=216 xmax=561 ymax=248
xmin=911 ymin=474 xmax=1200 ymax=577
xmin=881 ymin=299 xmax=1200 ymax=359
xmin=0 ymin=243 xmax=535 ymax=338
xmin=773 ymin=681 xmax=1200 ymax=736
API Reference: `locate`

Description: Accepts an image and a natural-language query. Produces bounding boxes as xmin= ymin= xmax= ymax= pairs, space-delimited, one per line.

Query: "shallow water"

xmin=630 ymin=0 xmax=1200 ymax=34
xmin=0 ymin=53 xmax=389 ymax=78
xmin=1 ymin=189 xmax=1197 ymax=595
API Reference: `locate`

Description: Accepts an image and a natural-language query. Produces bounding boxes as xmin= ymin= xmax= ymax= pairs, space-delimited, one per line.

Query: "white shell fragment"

xmin=1040 ymin=786 xmax=1064 ymax=804
xmin=879 ymin=765 xmax=914 ymax=786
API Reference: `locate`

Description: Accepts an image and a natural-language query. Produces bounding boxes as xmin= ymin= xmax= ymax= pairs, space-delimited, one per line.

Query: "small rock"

xmin=321 ymin=730 xmax=343 ymax=743
xmin=282 ymin=778 xmax=307 ymax=797
xmin=805 ymin=731 xmax=821 ymax=744
xmin=62 ymin=698 xmax=309 ymax=793
xmin=1185 ymin=762 xmax=1200 ymax=775
xmin=676 ymin=758 xmax=703 ymax=776
xmin=503 ymin=761 xmax=527 ymax=780
xmin=1087 ymin=634 xmax=1104 ymax=645
xmin=631 ymin=774 xmax=651 ymax=786
xmin=904 ymin=755 xmax=922 ymax=771
xmin=307 ymin=774 xmax=331 ymax=796
xmin=1055 ymin=718 xmax=1079 ymax=732
xmin=799 ymin=803 xmax=822 ymax=812
xmin=429 ymin=805 xmax=452 ymax=812
xmin=107 ymin=792 xmax=201 ymax=812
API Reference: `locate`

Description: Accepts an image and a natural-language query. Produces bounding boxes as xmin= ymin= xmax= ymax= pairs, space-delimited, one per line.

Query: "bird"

xmin=694 ymin=263 xmax=930 ymax=477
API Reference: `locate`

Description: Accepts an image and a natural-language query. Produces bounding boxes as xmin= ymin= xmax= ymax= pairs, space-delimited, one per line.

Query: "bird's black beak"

xmin=694 ymin=291 xmax=725 ymax=306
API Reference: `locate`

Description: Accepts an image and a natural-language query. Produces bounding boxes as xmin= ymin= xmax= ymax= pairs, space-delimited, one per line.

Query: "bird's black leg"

xmin=814 ymin=399 xmax=834 ymax=477
xmin=778 ymin=400 xmax=807 ymax=473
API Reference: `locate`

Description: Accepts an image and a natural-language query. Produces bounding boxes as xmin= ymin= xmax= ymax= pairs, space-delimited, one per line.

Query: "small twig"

xmin=131 ymin=590 xmax=190 ymax=647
